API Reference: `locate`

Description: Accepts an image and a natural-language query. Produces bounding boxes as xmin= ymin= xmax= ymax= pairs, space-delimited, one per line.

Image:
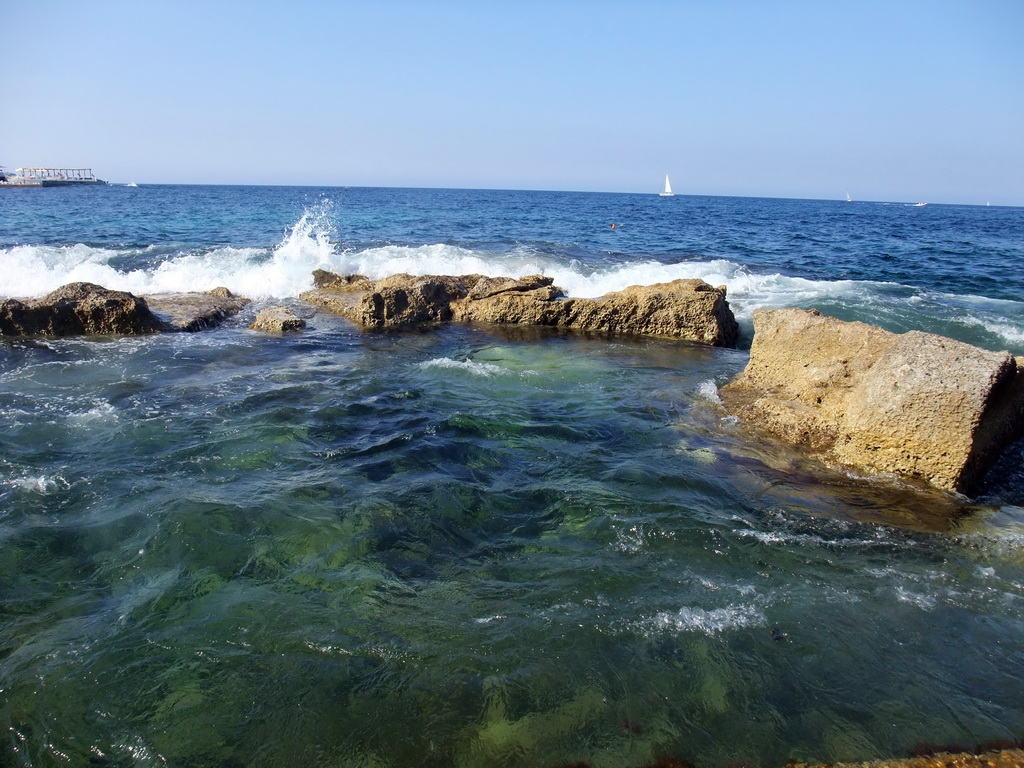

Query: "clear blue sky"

xmin=3 ymin=1 xmax=1022 ymax=204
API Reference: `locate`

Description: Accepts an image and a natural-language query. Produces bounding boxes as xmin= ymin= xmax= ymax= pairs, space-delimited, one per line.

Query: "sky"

xmin=2 ymin=1 xmax=1022 ymax=205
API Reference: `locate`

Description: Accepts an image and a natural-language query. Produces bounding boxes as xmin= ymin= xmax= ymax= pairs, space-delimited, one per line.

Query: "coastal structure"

xmin=0 ymin=167 xmax=108 ymax=187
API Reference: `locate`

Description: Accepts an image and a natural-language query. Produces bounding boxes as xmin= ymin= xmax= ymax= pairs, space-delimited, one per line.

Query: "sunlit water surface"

xmin=1 ymin=186 xmax=1023 ymax=767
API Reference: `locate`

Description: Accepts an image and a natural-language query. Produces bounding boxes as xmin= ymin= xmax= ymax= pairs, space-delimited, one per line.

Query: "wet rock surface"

xmin=249 ymin=305 xmax=306 ymax=333
xmin=144 ymin=288 xmax=250 ymax=332
xmin=300 ymin=271 xmax=739 ymax=346
xmin=0 ymin=282 xmax=165 ymax=336
xmin=720 ymin=308 xmax=1024 ymax=493
xmin=0 ymin=283 xmax=250 ymax=337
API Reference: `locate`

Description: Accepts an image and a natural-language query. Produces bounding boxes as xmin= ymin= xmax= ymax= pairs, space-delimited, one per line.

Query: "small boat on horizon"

xmin=846 ymin=191 xmax=853 ymax=202
xmin=659 ymin=174 xmax=675 ymax=197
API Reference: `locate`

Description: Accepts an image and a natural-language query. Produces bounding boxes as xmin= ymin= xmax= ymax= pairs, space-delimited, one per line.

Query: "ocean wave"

xmin=961 ymin=314 xmax=1024 ymax=345
xmin=3 ymin=203 xmax=1022 ymax=356
xmin=0 ymin=202 xmax=339 ymax=300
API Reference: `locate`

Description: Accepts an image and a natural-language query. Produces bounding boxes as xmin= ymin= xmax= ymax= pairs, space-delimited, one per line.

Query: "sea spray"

xmin=0 ymin=200 xmax=340 ymax=300
xmin=1 ymin=243 xmax=134 ymax=298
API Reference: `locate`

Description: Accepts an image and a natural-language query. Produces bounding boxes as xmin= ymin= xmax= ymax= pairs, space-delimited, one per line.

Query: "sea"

xmin=1 ymin=185 xmax=1023 ymax=768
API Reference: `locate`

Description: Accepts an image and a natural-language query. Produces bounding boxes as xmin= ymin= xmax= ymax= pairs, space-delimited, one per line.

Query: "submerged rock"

xmin=300 ymin=271 xmax=739 ymax=347
xmin=0 ymin=282 xmax=165 ymax=336
xmin=142 ymin=288 xmax=250 ymax=332
xmin=720 ymin=308 xmax=1024 ymax=494
xmin=0 ymin=283 xmax=250 ymax=337
xmin=249 ymin=305 xmax=305 ymax=333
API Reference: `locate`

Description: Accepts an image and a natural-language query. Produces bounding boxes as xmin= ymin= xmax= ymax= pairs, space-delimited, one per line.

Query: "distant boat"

xmin=846 ymin=191 xmax=852 ymax=202
xmin=910 ymin=202 xmax=928 ymax=207
xmin=659 ymin=175 xmax=675 ymax=197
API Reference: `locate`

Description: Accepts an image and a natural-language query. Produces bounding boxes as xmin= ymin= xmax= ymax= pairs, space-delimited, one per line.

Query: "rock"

xmin=300 ymin=271 xmax=739 ymax=346
xmin=361 ymin=274 xmax=479 ymax=329
xmin=311 ymin=269 xmax=372 ymax=291
xmin=144 ymin=289 xmax=250 ymax=332
xmin=249 ymin=305 xmax=305 ymax=333
xmin=467 ymin=274 xmax=557 ymax=300
xmin=720 ymin=308 xmax=1024 ymax=493
xmin=0 ymin=284 xmax=252 ymax=337
xmin=0 ymin=282 xmax=165 ymax=336
xmin=788 ymin=748 xmax=1024 ymax=768
xmin=302 ymin=274 xmax=479 ymax=330
xmin=455 ymin=278 xmax=738 ymax=346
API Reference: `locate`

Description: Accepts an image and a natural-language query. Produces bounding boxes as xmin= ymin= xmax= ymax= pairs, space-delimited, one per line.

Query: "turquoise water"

xmin=1 ymin=186 xmax=1023 ymax=767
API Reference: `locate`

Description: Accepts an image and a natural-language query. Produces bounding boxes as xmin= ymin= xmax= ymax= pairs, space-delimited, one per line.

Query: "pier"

xmin=0 ymin=167 xmax=108 ymax=186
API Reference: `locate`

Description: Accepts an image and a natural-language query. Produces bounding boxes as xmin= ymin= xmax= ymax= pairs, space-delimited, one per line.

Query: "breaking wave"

xmin=3 ymin=200 xmax=1022 ymax=353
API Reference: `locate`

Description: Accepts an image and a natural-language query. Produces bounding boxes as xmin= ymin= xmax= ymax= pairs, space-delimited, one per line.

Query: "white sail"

xmin=659 ymin=174 xmax=675 ymax=196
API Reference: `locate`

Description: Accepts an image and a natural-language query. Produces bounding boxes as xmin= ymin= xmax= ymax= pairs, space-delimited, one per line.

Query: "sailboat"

xmin=659 ymin=174 xmax=675 ymax=197
xmin=846 ymin=191 xmax=852 ymax=202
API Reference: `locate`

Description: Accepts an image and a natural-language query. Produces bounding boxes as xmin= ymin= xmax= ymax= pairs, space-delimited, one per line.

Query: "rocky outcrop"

xmin=0 ymin=283 xmax=250 ymax=337
xmin=720 ymin=308 xmax=1024 ymax=493
xmin=0 ymin=283 xmax=165 ymax=336
xmin=454 ymin=277 xmax=738 ymax=345
xmin=300 ymin=272 xmax=739 ymax=346
xmin=311 ymin=269 xmax=372 ymax=291
xmin=144 ymin=288 xmax=250 ymax=332
xmin=249 ymin=305 xmax=305 ymax=333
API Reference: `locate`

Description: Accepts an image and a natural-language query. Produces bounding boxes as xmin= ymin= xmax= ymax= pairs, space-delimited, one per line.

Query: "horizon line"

xmin=87 ymin=182 xmax=1012 ymax=208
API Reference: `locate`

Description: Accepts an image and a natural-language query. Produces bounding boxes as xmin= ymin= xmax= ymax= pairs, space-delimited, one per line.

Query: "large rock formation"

xmin=300 ymin=271 xmax=739 ymax=347
xmin=0 ymin=283 xmax=249 ymax=337
xmin=454 ymin=277 xmax=737 ymax=345
xmin=720 ymin=308 xmax=1024 ymax=494
xmin=0 ymin=283 xmax=165 ymax=336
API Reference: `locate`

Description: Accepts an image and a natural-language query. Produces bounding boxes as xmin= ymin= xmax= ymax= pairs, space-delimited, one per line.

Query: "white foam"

xmin=1 ymin=200 xmax=341 ymax=300
xmin=737 ymin=526 xmax=895 ymax=550
xmin=645 ymin=604 xmax=765 ymax=635
xmin=961 ymin=314 xmax=1024 ymax=345
xmin=68 ymin=402 xmax=119 ymax=426
xmin=895 ymin=586 xmax=938 ymax=610
xmin=334 ymin=243 xmax=545 ymax=285
xmin=549 ymin=258 xmax=740 ymax=299
xmin=696 ymin=379 xmax=723 ymax=404
xmin=419 ymin=358 xmax=507 ymax=377
xmin=5 ymin=474 xmax=69 ymax=495
xmin=473 ymin=615 xmax=506 ymax=624
xmin=3 ymin=243 xmax=126 ymax=298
